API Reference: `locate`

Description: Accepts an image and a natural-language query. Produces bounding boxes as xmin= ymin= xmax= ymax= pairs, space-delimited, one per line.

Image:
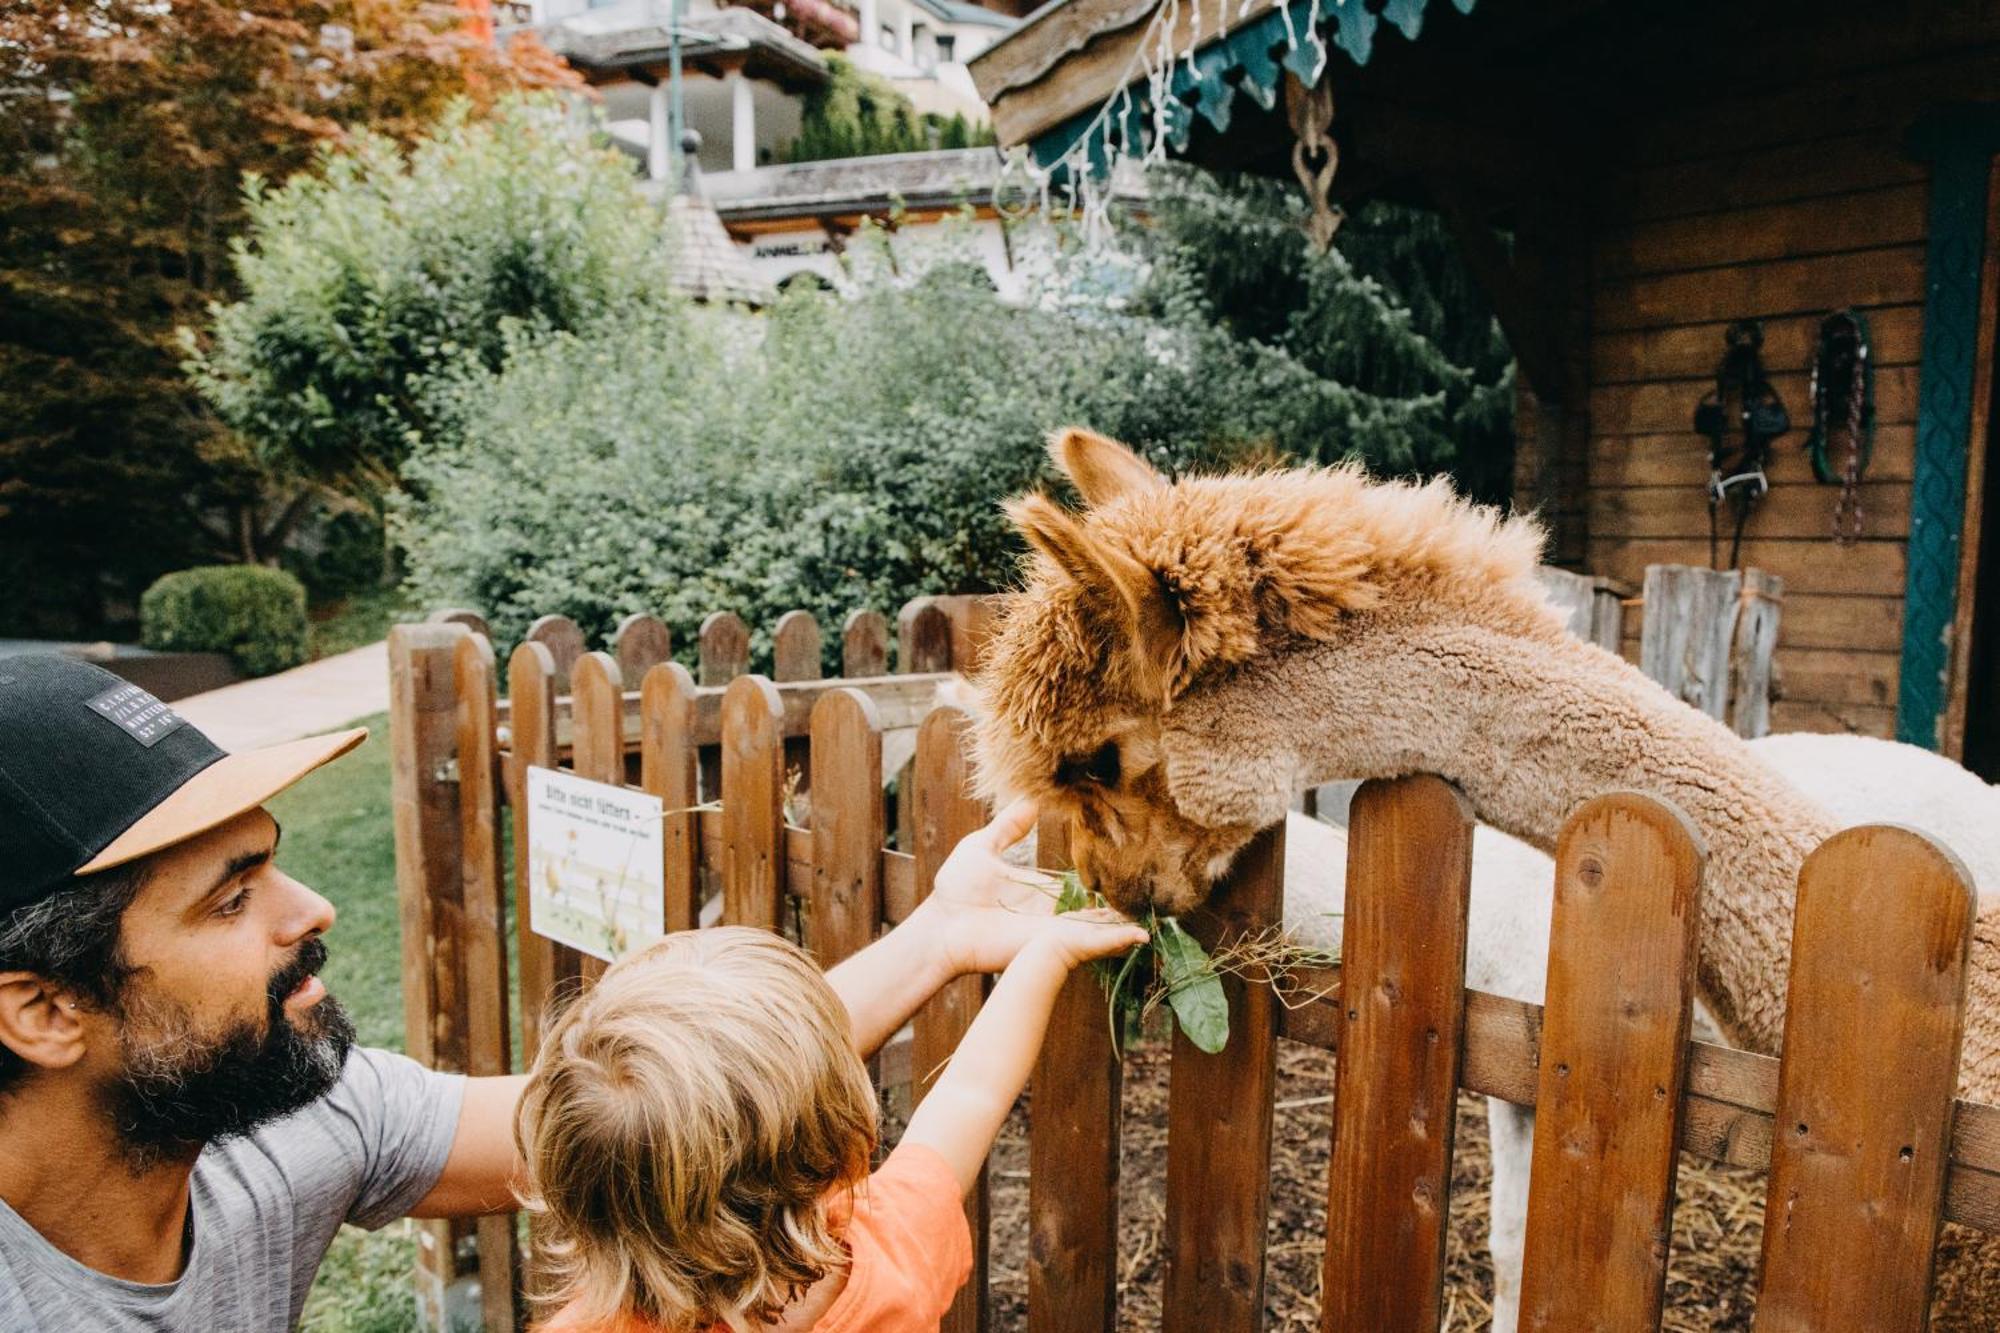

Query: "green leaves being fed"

xmin=1055 ymin=871 xmax=1230 ymax=1056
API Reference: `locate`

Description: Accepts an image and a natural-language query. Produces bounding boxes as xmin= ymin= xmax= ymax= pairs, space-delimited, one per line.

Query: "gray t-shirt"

xmin=0 ymin=1045 xmax=466 ymax=1331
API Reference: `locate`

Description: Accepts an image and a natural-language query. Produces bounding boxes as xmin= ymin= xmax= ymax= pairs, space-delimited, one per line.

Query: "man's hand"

xmin=913 ymin=797 xmax=1072 ymax=978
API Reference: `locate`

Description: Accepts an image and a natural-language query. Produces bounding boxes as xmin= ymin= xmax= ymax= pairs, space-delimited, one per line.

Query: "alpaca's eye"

xmin=1058 ymin=742 xmax=1121 ymax=789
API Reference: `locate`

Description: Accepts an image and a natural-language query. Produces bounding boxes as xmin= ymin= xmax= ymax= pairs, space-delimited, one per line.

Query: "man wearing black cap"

xmin=0 ymin=656 xmax=1071 ymax=1329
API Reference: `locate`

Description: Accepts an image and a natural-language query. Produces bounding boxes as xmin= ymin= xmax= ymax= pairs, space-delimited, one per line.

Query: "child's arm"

xmin=899 ymin=913 xmax=1148 ymax=1193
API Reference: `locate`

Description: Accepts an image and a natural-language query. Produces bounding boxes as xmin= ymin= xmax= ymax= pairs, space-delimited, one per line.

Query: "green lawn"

xmin=267 ymin=713 xmax=428 ymax=1332
xmin=309 ymin=587 xmax=410 ymax=661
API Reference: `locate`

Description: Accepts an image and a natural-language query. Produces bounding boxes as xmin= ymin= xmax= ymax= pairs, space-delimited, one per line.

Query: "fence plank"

xmin=807 ymin=689 xmax=882 ymax=966
xmin=699 ymin=611 xmax=751 ymax=686
xmin=1538 ymin=566 xmax=1603 ymax=643
xmin=612 ymin=613 xmax=673 ymax=688
xmin=842 ymin=610 xmax=890 ymax=678
xmin=1028 ymin=812 xmax=1122 ymax=1333
xmin=569 ymin=652 xmax=626 ymax=984
xmin=389 ymin=622 xmax=474 ymax=1329
xmin=1753 ymin=827 xmax=1976 ymax=1333
xmin=773 ymin=610 xmax=824 ymax=681
xmin=895 ymin=604 xmax=955 ymax=854
xmin=899 ymin=601 xmax=955 ymax=673
xmin=525 ymin=614 xmax=586 ymax=690
xmin=720 ymin=675 xmax=786 ymax=930
xmin=639 ymin=662 xmax=702 ymax=935
xmin=909 ymin=707 xmax=991 ymax=1333
xmin=507 ymin=641 xmax=561 ymax=1056
xmin=452 ymin=632 xmax=519 ymax=1333
xmin=1729 ymin=569 xmax=1784 ymax=738
xmin=1319 ymin=777 xmax=1472 ymax=1333
xmin=1639 ymin=565 xmax=1741 ymax=720
xmin=427 ymin=607 xmax=491 ymax=640
xmin=1164 ymin=822 xmax=1283 ymax=1333
xmin=1519 ymin=793 xmax=1706 ymax=1332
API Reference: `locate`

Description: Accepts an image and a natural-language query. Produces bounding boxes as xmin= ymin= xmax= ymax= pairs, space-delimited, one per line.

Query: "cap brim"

xmin=75 ymin=727 xmax=369 ymax=875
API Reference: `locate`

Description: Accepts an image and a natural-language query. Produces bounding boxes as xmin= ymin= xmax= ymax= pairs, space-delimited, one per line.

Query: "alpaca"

xmin=969 ymin=427 xmax=2000 ymax=1326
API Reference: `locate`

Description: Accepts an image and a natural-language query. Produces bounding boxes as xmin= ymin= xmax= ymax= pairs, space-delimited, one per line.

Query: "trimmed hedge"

xmin=141 ymin=566 xmax=310 ymax=677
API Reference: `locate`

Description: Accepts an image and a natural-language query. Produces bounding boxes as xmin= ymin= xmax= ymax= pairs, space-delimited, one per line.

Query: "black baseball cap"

xmin=0 ymin=656 xmax=365 ymax=914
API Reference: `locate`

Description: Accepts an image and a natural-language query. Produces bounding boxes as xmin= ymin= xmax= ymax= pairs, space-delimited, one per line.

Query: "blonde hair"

xmin=516 ymin=927 xmax=879 ymax=1331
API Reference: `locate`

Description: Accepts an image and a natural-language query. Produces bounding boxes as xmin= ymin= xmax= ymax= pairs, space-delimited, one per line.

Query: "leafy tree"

xmin=190 ymin=95 xmax=672 ymax=497
xmin=1131 ymin=167 xmax=1515 ymax=504
xmin=0 ymin=0 xmax=572 ymax=636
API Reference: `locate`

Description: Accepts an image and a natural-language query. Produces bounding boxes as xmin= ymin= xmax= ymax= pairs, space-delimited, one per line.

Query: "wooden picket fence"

xmin=390 ymin=599 xmax=2000 ymax=1333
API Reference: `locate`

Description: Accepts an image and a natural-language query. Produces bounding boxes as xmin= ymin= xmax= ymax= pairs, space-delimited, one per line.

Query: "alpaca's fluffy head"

xmin=970 ymin=427 xmax=1552 ymax=914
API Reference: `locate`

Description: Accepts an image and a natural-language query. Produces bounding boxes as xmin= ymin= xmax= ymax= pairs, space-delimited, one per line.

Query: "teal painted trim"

xmin=1899 ymin=108 xmax=2000 ymax=748
xmin=1025 ymin=0 xmax=1475 ymax=180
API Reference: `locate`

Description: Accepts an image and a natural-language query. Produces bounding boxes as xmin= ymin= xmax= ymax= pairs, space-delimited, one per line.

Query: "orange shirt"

xmin=540 ymin=1141 xmax=971 ymax=1333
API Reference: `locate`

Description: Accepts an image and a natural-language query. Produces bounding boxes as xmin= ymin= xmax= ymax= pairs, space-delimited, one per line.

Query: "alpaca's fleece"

xmin=973 ymin=429 xmax=1553 ymax=910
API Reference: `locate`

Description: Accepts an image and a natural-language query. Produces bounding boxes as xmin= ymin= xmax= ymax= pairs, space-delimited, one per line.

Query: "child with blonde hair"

xmin=516 ymin=816 xmax=1145 ymax=1332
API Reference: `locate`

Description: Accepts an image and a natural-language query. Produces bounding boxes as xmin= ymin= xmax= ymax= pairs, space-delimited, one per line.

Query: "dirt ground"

xmin=968 ymin=1038 xmax=1768 ymax=1331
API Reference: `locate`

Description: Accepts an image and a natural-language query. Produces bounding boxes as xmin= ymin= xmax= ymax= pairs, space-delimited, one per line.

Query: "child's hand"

xmin=1020 ymin=909 xmax=1150 ymax=973
xmin=917 ymin=798 xmax=1068 ymax=976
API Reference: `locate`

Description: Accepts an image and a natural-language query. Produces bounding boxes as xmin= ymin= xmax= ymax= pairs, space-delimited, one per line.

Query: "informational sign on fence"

xmin=524 ymin=765 xmax=666 ymax=963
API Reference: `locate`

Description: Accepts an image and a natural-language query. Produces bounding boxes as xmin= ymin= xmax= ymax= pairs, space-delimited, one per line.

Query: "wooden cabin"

xmin=970 ymin=0 xmax=2000 ymax=778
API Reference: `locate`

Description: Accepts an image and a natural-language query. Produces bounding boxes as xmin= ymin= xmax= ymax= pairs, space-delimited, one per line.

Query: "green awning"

xmin=1027 ymin=0 xmax=1476 ymax=174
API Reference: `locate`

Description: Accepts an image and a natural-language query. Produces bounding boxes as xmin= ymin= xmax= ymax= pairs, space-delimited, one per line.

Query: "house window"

xmin=879 ymin=23 xmax=897 ymax=51
xmin=937 ymin=34 xmax=956 ymax=62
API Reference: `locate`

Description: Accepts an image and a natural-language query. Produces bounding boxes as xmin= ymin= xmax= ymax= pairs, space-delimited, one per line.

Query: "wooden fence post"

xmin=508 ymin=641 xmax=563 ymax=1055
xmin=612 ymin=613 xmax=673 ymax=690
xmin=720 ymin=675 xmax=785 ymax=929
xmin=773 ymin=610 xmax=824 ymax=682
xmin=1320 ymin=777 xmax=1473 ymax=1333
xmin=841 ymin=610 xmax=890 ymax=678
xmin=427 ymin=607 xmax=491 ymax=640
xmin=639 ymin=662 xmax=702 ymax=934
xmin=452 ymin=633 xmax=519 ymax=1332
xmin=1728 ymin=569 xmax=1783 ymax=738
xmin=910 ymin=706 xmax=991 ymax=1333
xmin=389 ymin=623 xmax=476 ymax=1330
xmin=570 ymin=652 xmax=625 ymax=984
xmin=808 ymin=688 xmax=882 ymax=966
xmin=895 ymin=601 xmax=954 ymax=852
xmin=525 ymin=614 xmax=585 ymax=691
xmin=1518 ymin=793 xmax=1705 ymax=1331
xmin=1640 ymin=565 xmax=1741 ymax=721
xmin=699 ymin=611 xmax=751 ymax=686
xmin=1753 ymin=827 xmax=1976 ymax=1332
xmin=1163 ymin=821 xmax=1284 ymax=1333
xmin=1028 ymin=811 xmax=1122 ymax=1333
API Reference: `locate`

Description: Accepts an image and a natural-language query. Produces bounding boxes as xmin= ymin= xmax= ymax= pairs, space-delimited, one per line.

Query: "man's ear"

xmin=1048 ymin=427 xmax=1165 ymax=508
xmin=1006 ymin=492 xmax=1190 ymax=704
xmin=0 ymin=973 xmax=89 ymax=1077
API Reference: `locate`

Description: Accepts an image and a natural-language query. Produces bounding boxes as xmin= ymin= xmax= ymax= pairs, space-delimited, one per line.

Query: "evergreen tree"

xmin=1132 ymin=167 xmax=1515 ymax=504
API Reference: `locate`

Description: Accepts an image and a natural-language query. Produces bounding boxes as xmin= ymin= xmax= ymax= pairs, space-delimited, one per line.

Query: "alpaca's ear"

xmin=1007 ymin=492 xmax=1188 ymax=703
xmin=1008 ymin=492 xmax=1115 ymax=589
xmin=1049 ymin=427 xmax=1165 ymax=508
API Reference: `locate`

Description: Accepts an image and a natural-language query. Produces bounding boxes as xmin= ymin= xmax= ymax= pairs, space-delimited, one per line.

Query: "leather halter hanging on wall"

xmin=1693 ymin=319 xmax=1791 ymax=569
xmin=1804 ymin=308 xmax=1875 ymax=545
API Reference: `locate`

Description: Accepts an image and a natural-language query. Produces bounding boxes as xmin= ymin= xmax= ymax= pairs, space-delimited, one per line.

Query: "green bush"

xmin=189 ymin=95 xmax=674 ymax=497
xmin=392 ymin=242 xmax=1371 ymax=659
xmin=141 ymin=565 xmax=310 ymax=677
xmin=284 ymin=509 xmax=389 ymax=600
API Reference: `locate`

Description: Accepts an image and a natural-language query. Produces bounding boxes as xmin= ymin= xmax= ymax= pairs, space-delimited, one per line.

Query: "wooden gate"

xmin=390 ymin=603 xmax=2000 ymax=1333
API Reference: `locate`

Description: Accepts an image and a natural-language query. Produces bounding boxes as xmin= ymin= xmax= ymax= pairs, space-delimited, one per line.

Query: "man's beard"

xmin=105 ymin=938 xmax=355 ymax=1170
